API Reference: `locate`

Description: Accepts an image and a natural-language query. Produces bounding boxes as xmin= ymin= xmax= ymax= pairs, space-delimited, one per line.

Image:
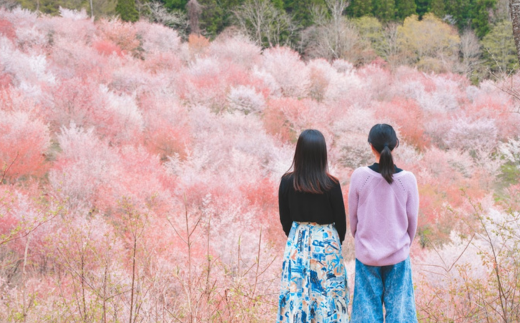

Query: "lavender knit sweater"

xmin=348 ymin=166 xmax=419 ymax=266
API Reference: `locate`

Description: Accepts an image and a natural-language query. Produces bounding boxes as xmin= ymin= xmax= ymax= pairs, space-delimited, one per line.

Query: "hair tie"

xmin=384 ymin=143 xmax=389 ymax=148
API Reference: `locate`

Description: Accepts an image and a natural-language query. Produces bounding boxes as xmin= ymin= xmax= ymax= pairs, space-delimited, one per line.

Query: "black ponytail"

xmin=368 ymin=124 xmax=399 ymax=184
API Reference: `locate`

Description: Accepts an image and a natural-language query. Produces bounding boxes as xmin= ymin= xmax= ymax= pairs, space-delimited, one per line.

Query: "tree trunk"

xmin=89 ymin=0 xmax=94 ymax=18
xmin=187 ymin=0 xmax=202 ymax=35
xmin=511 ymin=0 xmax=520 ymax=63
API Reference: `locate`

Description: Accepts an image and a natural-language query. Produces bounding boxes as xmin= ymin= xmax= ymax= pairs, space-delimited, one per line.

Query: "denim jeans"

xmin=351 ymin=257 xmax=418 ymax=323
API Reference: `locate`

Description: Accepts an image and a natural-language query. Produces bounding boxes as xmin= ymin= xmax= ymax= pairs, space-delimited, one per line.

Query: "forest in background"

xmin=0 ymin=5 xmax=520 ymax=321
xmin=5 ymin=0 xmax=519 ymax=83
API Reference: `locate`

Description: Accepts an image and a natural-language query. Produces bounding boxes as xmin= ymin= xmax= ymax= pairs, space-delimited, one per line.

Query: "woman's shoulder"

xmin=395 ymin=169 xmax=416 ymax=179
xmin=279 ymin=173 xmax=293 ymax=191
xmin=351 ymin=166 xmax=371 ymax=179
xmin=281 ymin=173 xmax=294 ymax=182
xmin=348 ymin=167 xmax=374 ymax=190
xmin=394 ymin=170 xmax=418 ymax=190
xmin=327 ymin=174 xmax=342 ymax=191
xmin=398 ymin=170 xmax=417 ymax=183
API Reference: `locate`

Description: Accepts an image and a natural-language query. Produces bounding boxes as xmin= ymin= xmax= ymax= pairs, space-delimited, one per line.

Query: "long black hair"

xmin=286 ymin=129 xmax=337 ymax=194
xmin=368 ymin=124 xmax=399 ymax=184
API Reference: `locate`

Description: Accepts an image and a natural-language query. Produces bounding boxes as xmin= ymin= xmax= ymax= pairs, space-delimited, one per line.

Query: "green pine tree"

xmin=346 ymin=0 xmax=374 ymax=17
xmin=198 ymin=0 xmax=222 ymax=36
xmin=395 ymin=0 xmax=416 ymax=20
xmin=415 ymin=0 xmax=429 ymax=17
xmin=353 ymin=16 xmax=387 ymax=56
xmin=272 ymin=0 xmax=284 ymax=10
xmin=445 ymin=0 xmax=472 ymax=30
xmin=429 ymin=0 xmax=445 ymax=17
xmin=284 ymin=0 xmax=326 ymax=28
xmin=373 ymin=0 xmax=396 ymax=22
xmin=163 ymin=0 xmax=189 ymax=11
xmin=471 ymin=0 xmax=496 ymax=37
xmin=116 ymin=0 xmax=139 ymax=22
xmin=196 ymin=0 xmax=243 ymax=37
xmin=18 ymin=0 xmax=90 ymax=15
xmin=481 ymin=20 xmax=519 ymax=73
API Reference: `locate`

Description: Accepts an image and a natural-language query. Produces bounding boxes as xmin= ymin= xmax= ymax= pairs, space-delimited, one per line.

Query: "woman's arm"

xmin=406 ymin=173 xmax=419 ymax=242
xmin=279 ymin=177 xmax=292 ymax=237
xmin=348 ymin=171 xmax=359 ymax=238
xmin=330 ymin=182 xmax=347 ymax=243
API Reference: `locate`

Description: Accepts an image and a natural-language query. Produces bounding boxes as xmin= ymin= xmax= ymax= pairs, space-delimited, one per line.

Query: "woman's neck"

xmin=371 ymin=145 xmax=381 ymax=163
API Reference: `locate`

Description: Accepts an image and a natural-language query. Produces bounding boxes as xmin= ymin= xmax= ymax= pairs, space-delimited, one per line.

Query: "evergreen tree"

xmin=471 ymin=0 xmax=496 ymax=37
xmin=430 ymin=0 xmax=445 ymax=17
xmin=272 ymin=0 xmax=284 ymax=10
xmin=396 ymin=0 xmax=416 ymax=20
xmin=373 ymin=0 xmax=396 ymax=22
xmin=445 ymin=0 xmax=472 ymax=30
xmin=481 ymin=20 xmax=519 ymax=73
xmin=353 ymin=16 xmax=387 ymax=56
xmin=116 ymin=0 xmax=139 ymax=22
xmin=346 ymin=0 xmax=374 ymax=17
xmin=18 ymin=0 xmax=88 ymax=15
xmin=285 ymin=0 xmax=326 ymax=28
xmin=415 ymin=0 xmax=429 ymax=17
xmin=198 ymin=0 xmax=241 ymax=36
xmin=163 ymin=0 xmax=189 ymax=11
xmin=184 ymin=0 xmax=244 ymax=37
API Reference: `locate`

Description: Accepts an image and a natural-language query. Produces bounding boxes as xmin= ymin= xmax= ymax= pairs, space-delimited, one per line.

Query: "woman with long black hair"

xmin=277 ymin=129 xmax=349 ymax=322
xmin=348 ymin=124 xmax=419 ymax=323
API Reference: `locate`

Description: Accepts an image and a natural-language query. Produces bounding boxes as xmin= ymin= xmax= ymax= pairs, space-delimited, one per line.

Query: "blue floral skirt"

xmin=278 ymin=222 xmax=350 ymax=323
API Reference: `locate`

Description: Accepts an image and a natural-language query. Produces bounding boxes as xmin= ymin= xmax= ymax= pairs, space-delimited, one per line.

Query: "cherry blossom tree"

xmin=0 ymin=12 xmax=519 ymax=322
xmin=0 ymin=111 xmax=50 ymax=182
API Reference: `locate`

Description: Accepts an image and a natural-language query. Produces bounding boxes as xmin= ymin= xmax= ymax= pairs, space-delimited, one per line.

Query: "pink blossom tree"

xmin=0 ymin=111 xmax=50 ymax=182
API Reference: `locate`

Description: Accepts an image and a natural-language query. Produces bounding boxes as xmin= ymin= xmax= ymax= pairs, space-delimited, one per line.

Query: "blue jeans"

xmin=351 ymin=257 xmax=418 ymax=323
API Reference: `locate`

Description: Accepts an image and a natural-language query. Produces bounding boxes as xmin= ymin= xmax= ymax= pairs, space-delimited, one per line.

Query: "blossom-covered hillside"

xmin=0 ymin=7 xmax=519 ymax=322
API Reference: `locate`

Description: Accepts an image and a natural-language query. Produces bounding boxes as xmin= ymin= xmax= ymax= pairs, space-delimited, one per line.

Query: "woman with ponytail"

xmin=348 ymin=124 xmax=419 ymax=323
